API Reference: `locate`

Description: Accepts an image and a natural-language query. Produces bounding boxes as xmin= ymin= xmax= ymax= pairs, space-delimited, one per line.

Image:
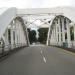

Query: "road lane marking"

xmin=41 ymin=50 xmax=42 ymax=54
xmin=40 ymin=49 xmax=46 ymax=63
xmin=43 ymin=57 xmax=46 ymax=63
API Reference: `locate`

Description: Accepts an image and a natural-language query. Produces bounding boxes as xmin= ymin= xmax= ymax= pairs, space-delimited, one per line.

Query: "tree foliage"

xmin=38 ymin=28 xmax=48 ymax=44
xmin=27 ymin=29 xmax=37 ymax=44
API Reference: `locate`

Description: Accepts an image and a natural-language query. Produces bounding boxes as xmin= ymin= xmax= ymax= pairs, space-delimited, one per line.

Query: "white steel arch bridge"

xmin=0 ymin=7 xmax=75 ymax=52
xmin=0 ymin=7 xmax=75 ymax=75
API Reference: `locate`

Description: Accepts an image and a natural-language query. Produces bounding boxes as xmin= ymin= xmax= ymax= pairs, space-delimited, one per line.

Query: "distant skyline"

xmin=0 ymin=0 xmax=74 ymax=8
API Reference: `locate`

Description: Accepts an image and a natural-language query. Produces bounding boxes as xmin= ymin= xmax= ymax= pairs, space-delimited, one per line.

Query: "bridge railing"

xmin=49 ymin=42 xmax=75 ymax=49
xmin=0 ymin=43 xmax=27 ymax=58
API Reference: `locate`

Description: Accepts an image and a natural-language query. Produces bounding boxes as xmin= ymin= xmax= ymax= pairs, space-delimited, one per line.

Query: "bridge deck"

xmin=0 ymin=46 xmax=75 ymax=75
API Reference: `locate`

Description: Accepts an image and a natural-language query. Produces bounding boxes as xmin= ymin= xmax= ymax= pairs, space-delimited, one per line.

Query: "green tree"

xmin=27 ymin=29 xmax=37 ymax=44
xmin=38 ymin=28 xmax=48 ymax=44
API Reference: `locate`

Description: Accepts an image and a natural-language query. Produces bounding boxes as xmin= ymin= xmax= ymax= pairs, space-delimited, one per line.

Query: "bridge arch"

xmin=0 ymin=8 xmax=29 ymax=53
xmin=47 ymin=15 xmax=75 ymax=48
xmin=3 ymin=16 xmax=29 ymax=49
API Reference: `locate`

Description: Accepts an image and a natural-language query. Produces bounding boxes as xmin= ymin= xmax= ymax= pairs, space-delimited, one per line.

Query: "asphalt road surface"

xmin=0 ymin=45 xmax=75 ymax=75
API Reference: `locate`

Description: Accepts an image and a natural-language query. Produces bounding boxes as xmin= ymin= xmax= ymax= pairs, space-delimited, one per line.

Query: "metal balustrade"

xmin=49 ymin=42 xmax=75 ymax=49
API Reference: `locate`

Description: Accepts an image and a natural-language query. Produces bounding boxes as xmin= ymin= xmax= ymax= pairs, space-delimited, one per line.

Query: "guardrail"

xmin=49 ymin=43 xmax=75 ymax=53
xmin=0 ymin=43 xmax=27 ymax=58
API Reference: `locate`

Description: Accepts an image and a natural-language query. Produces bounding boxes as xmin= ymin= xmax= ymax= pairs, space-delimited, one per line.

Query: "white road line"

xmin=40 ymin=48 xmax=41 ymax=50
xmin=40 ymin=50 xmax=46 ymax=63
xmin=43 ymin=57 xmax=46 ymax=63
xmin=41 ymin=50 xmax=42 ymax=54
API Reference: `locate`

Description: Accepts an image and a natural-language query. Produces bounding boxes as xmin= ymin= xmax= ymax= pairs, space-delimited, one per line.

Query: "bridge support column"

xmin=53 ymin=27 xmax=56 ymax=45
xmin=58 ymin=18 xmax=62 ymax=46
xmin=51 ymin=30 xmax=54 ymax=45
xmin=54 ymin=26 xmax=56 ymax=45
xmin=66 ymin=19 xmax=71 ymax=48
xmin=5 ymin=29 xmax=9 ymax=47
xmin=62 ymin=17 xmax=65 ymax=45
xmin=15 ymin=21 xmax=18 ymax=47
xmin=55 ymin=23 xmax=58 ymax=45
xmin=10 ymin=25 xmax=14 ymax=49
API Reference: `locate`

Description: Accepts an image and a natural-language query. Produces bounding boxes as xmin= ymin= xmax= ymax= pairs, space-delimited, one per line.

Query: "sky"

xmin=0 ymin=0 xmax=74 ymax=30
xmin=0 ymin=0 xmax=74 ymax=8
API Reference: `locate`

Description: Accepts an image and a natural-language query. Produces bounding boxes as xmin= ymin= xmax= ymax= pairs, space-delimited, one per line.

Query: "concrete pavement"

xmin=0 ymin=46 xmax=75 ymax=75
